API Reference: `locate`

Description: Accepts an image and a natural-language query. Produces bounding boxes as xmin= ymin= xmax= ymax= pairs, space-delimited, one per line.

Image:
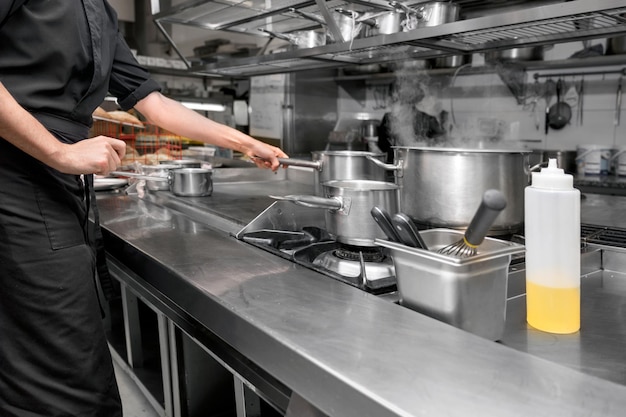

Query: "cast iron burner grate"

xmin=334 ymin=245 xmax=385 ymax=263
xmin=582 ymin=224 xmax=626 ymax=249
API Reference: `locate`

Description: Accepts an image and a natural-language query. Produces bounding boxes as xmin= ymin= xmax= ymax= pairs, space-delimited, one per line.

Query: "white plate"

xmin=94 ymin=178 xmax=128 ymax=191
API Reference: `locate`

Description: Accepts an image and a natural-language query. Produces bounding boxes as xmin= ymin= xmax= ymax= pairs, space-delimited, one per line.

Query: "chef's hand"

xmin=244 ymin=141 xmax=288 ymax=171
xmin=51 ymin=136 xmax=126 ymax=175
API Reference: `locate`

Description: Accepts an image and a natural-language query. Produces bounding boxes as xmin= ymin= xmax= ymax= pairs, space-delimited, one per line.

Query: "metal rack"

xmin=153 ymin=0 xmax=626 ymax=77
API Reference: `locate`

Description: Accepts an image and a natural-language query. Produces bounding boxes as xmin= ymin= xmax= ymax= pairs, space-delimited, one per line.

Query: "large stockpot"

xmin=278 ymin=150 xmax=389 ymax=195
xmin=368 ymin=147 xmax=531 ymax=234
xmin=272 ymin=180 xmax=400 ymax=246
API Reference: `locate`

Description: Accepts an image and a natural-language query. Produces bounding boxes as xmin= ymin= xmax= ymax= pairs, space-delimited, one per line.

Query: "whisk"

xmin=437 ymin=189 xmax=507 ymax=257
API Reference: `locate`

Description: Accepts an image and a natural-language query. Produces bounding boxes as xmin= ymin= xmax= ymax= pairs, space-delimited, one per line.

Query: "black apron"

xmin=0 ymin=129 xmax=122 ymax=416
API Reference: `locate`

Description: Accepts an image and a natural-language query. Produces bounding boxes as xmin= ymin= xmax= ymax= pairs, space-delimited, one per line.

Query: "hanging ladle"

xmin=547 ymin=78 xmax=572 ymax=130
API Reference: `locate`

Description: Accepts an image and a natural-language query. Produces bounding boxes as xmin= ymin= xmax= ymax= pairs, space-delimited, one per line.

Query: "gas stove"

xmin=236 ymin=201 xmax=396 ymax=294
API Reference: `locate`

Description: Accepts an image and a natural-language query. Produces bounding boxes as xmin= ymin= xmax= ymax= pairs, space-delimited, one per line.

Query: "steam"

xmin=388 ymin=61 xmax=444 ymax=147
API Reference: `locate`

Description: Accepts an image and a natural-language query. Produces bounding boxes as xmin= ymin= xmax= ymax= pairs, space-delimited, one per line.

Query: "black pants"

xmin=0 ymin=139 xmax=122 ymax=417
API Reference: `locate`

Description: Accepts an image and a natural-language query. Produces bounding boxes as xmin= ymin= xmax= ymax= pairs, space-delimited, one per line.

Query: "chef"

xmin=0 ymin=1 xmax=286 ymax=416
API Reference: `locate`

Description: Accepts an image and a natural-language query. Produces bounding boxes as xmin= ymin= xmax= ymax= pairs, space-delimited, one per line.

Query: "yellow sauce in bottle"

xmin=526 ymin=280 xmax=580 ymax=334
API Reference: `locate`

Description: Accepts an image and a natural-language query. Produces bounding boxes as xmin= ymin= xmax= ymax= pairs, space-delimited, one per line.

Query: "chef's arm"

xmin=0 ymin=82 xmax=125 ymax=175
xmin=134 ymin=91 xmax=288 ymax=171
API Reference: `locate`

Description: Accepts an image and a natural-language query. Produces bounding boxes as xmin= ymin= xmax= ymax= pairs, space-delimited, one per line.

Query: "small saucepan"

xmin=270 ymin=179 xmax=400 ymax=246
xmin=111 ymin=168 xmax=213 ymax=197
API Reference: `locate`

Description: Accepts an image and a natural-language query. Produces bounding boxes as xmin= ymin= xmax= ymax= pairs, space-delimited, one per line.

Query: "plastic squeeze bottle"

xmin=525 ymin=158 xmax=581 ymax=334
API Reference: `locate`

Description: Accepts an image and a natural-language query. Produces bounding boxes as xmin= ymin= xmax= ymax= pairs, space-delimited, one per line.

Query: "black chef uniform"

xmin=0 ymin=1 xmax=161 ymax=416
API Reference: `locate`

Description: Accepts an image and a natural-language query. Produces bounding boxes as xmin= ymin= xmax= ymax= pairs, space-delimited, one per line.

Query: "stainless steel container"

xmin=271 ymin=179 xmax=400 ymax=246
xmin=392 ymin=147 xmax=531 ymax=234
xmin=376 ymin=229 xmax=524 ymax=340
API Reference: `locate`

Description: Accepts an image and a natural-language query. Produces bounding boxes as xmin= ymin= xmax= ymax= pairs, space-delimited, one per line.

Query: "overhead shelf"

xmin=153 ymin=0 xmax=626 ymax=77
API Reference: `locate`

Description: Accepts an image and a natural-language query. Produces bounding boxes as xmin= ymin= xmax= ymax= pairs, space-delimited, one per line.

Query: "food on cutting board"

xmin=107 ymin=110 xmax=143 ymax=126
xmin=92 ymin=106 xmax=109 ymax=119
xmin=121 ymin=145 xmax=176 ymax=166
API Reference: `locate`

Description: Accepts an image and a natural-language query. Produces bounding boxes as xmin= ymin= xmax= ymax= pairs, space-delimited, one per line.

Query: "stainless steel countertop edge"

xmin=96 ymin=192 xmax=626 ymax=417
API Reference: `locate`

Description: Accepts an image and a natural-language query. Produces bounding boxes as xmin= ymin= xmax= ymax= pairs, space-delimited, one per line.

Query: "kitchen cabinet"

xmin=150 ymin=0 xmax=626 ymax=77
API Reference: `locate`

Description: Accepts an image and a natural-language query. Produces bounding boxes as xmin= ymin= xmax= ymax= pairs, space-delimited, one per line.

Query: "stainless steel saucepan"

xmin=111 ymin=168 xmax=213 ymax=197
xmin=277 ymin=150 xmax=390 ymax=195
xmin=271 ymin=179 xmax=400 ymax=246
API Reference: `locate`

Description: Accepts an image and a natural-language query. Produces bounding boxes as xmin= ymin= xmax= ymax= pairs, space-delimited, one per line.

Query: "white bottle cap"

xmin=531 ymin=158 xmax=573 ymax=190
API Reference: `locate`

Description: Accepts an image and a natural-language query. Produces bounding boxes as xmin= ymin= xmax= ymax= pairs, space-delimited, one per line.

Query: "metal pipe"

xmin=534 ymin=67 xmax=626 ymax=79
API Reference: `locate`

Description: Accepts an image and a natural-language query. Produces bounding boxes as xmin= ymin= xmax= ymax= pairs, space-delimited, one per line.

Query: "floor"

xmin=113 ymin=358 xmax=161 ymax=417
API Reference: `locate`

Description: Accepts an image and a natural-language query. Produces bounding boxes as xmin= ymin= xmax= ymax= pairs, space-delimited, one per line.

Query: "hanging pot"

xmin=290 ymin=7 xmax=365 ymax=43
xmin=277 ymin=150 xmax=389 ymax=195
xmin=258 ymin=27 xmax=326 ymax=49
xmin=270 ymin=180 xmax=400 ymax=246
xmin=392 ymin=1 xmax=459 ymax=30
xmin=426 ymin=54 xmax=471 ymax=69
xmin=484 ymin=45 xmax=552 ymax=63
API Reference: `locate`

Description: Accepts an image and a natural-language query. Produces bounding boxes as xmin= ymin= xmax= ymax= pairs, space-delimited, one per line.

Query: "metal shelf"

xmin=154 ymin=0 xmax=626 ymax=77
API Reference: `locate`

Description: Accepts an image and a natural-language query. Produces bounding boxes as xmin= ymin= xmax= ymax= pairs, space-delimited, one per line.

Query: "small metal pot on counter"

xmin=271 ymin=179 xmax=400 ymax=246
xmin=366 ymin=146 xmax=531 ymax=235
xmin=141 ymin=164 xmax=180 ymax=191
xmin=278 ymin=150 xmax=390 ymax=195
xmin=111 ymin=168 xmax=213 ymax=197
xmin=529 ymin=149 xmax=577 ymax=174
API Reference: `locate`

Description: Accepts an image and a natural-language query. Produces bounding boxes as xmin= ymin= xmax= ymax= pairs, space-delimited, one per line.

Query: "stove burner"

xmin=333 ymin=245 xmax=385 ymax=263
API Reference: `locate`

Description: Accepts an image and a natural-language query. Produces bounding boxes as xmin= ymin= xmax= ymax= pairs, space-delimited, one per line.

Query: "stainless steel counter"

xmin=97 ymin=170 xmax=626 ymax=417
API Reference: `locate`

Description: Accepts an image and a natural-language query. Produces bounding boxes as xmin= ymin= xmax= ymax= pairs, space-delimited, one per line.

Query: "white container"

xmin=376 ymin=230 xmax=524 ymax=341
xmin=575 ymin=144 xmax=612 ymax=175
xmin=524 ymin=158 xmax=580 ymax=334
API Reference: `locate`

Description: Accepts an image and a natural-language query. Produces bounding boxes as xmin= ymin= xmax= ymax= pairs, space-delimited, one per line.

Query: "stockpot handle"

xmin=110 ymin=171 xmax=168 ymax=182
xmin=269 ymin=194 xmax=343 ymax=210
xmin=289 ymin=7 xmax=326 ymax=25
xmin=365 ymin=155 xmax=402 ymax=171
xmin=277 ymin=157 xmax=323 ymax=171
xmin=258 ymin=28 xmax=293 ymax=42
xmin=388 ymin=1 xmax=423 ymax=18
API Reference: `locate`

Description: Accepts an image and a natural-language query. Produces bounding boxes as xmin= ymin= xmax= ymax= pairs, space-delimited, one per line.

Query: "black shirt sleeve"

xmin=0 ymin=0 xmax=25 ymax=27
xmin=108 ymin=32 xmax=161 ymax=110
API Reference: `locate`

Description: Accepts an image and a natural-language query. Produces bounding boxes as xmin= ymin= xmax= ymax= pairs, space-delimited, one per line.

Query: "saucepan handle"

xmin=110 ymin=171 xmax=168 ymax=182
xmin=365 ymin=155 xmax=402 ymax=171
xmin=277 ymin=158 xmax=323 ymax=171
xmin=269 ymin=194 xmax=343 ymax=210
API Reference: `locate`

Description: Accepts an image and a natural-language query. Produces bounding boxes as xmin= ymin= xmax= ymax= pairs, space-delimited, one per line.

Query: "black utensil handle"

xmin=392 ymin=213 xmax=428 ymax=250
xmin=464 ymin=189 xmax=507 ymax=246
xmin=371 ymin=207 xmax=401 ymax=242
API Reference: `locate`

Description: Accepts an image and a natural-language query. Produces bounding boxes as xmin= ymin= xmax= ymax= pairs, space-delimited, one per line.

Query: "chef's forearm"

xmin=134 ymin=91 xmax=259 ymax=154
xmin=0 ymin=82 xmax=64 ymax=166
